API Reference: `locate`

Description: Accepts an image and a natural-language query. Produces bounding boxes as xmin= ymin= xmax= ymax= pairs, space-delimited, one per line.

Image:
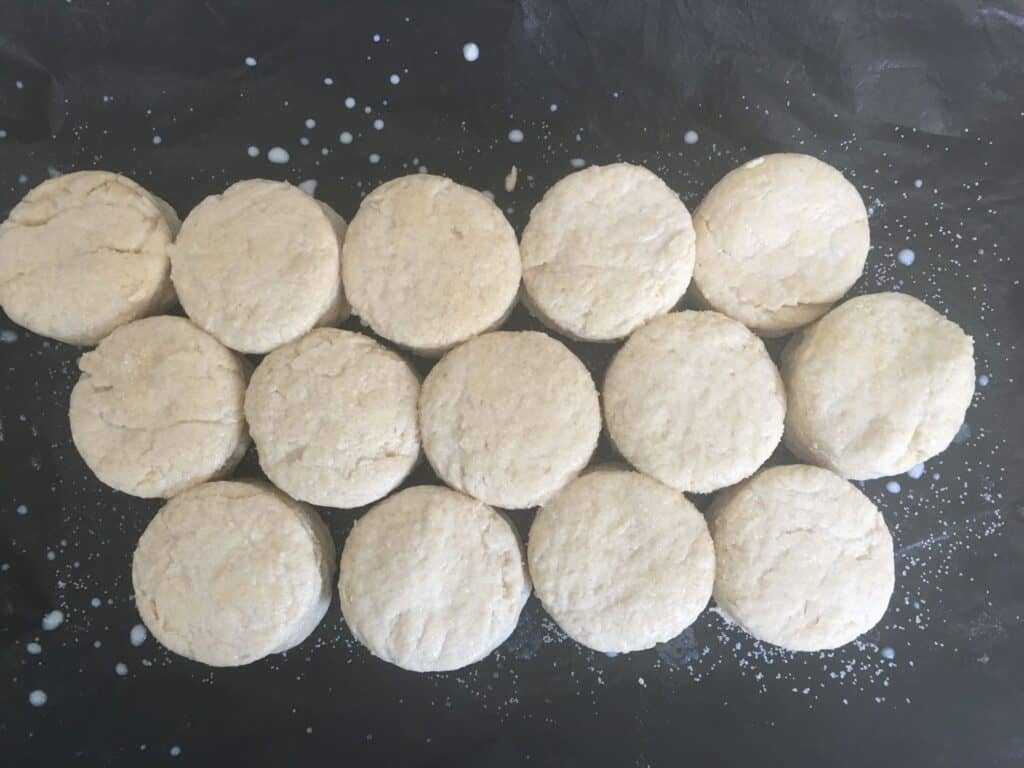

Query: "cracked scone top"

xmin=0 ymin=170 xmax=179 ymax=345
xmin=520 ymin=163 xmax=695 ymax=342
xmin=341 ymin=174 xmax=521 ymax=355
xmin=170 ymin=179 xmax=349 ymax=354
xmin=69 ymin=315 xmax=249 ymax=499
xmin=692 ymin=153 xmax=869 ymax=336
xmin=419 ymin=331 xmax=601 ymax=509
xmin=709 ymin=465 xmax=895 ymax=652
xmin=132 ymin=480 xmax=336 ymax=667
xmin=245 ymin=328 xmax=420 ymax=508
xmin=603 ymin=311 xmax=785 ymax=494
xmin=528 ymin=467 xmax=714 ymax=653
xmin=782 ymin=292 xmax=975 ymax=479
xmin=338 ymin=485 xmax=531 ymax=672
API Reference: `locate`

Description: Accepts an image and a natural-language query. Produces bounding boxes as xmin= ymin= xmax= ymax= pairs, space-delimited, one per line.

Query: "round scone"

xmin=419 ymin=331 xmax=601 ymax=508
xmin=338 ymin=485 xmax=530 ymax=672
xmin=692 ymin=153 xmax=869 ymax=336
xmin=69 ymin=315 xmax=249 ymax=499
xmin=170 ymin=179 xmax=348 ymax=354
xmin=341 ymin=174 xmax=520 ymax=356
xmin=0 ymin=170 xmax=179 ymax=345
xmin=245 ymin=328 xmax=420 ymax=508
xmin=132 ymin=480 xmax=335 ymax=667
xmin=520 ymin=163 xmax=695 ymax=342
xmin=781 ymin=292 xmax=975 ymax=479
xmin=603 ymin=311 xmax=785 ymax=494
xmin=709 ymin=465 xmax=895 ymax=651
xmin=528 ymin=467 xmax=714 ymax=653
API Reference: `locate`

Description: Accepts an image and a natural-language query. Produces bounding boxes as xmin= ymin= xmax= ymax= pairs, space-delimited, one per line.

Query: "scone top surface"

xmin=528 ymin=467 xmax=714 ymax=653
xmin=781 ymin=292 xmax=975 ymax=479
xmin=69 ymin=315 xmax=249 ymax=498
xmin=245 ymin=327 xmax=420 ymax=508
xmin=0 ymin=170 xmax=179 ymax=345
xmin=692 ymin=153 xmax=869 ymax=335
xmin=520 ymin=163 xmax=695 ymax=341
xmin=341 ymin=174 xmax=521 ymax=355
xmin=132 ymin=480 xmax=335 ymax=667
xmin=709 ymin=465 xmax=894 ymax=652
xmin=419 ymin=330 xmax=601 ymax=509
xmin=170 ymin=179 xmax=348 ymax=354
xmin=338 ymin=485 xmax=530 ymax=672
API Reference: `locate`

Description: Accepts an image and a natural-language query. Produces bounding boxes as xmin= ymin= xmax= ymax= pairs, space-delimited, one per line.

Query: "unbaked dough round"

xmin=781 ymin=292 xmax=975 ymax=479
xmin=170 ymin=179 xmax=348 ymax=354
xmin=132 ymin=480 xmax=335 ymax=667
xmin=709 ymin=464 xmax=894 ymax=651
xmin=419 ymin=331 xmax=601 ymax=508
xmin=0 ymin=171 xmax=179 ymax=345
xmin=603 ymin=311 xmax=785 ymax=493
xmin=69 ymin=315 xmax=249 ymax=499
xmin=245 ymin=328 xmax=420 ymax=508
xmin=520 ymin=163 xmax=695 ymax=342
xmin=692 ymin=153 xmax=869 ymax=336
xmin=528 ymin=467 xmax=714 ymax=653
xmin=341 ymin=174 xmax=521 ymax=356
xmin=338 ymin=485 xmax=530 ymax=672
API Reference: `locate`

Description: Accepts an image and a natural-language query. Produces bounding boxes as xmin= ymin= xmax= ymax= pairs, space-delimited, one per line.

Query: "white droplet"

xmin=0 ymin=328 xmax=15 ymax=341
xmin=462 ymin=42 xmax=480 ymax=62
xmin=305 ymin=118 xmax=316 ymax=129
xmin=684 ymin=130 xmax=699 ymax=145
xmin=299 ymin=136 xmax=310 ymax=146
xmin=907 ymin=463 xmax=926 ymax=480
xmin=323 ymin=77 xmax=334 ymax=86
xmin=368 ymin=153 xmax=381 ymax=164
xmin=372 ymin=34 xmax=381 ymax=43
xmin=151 ymin=135 xmax=162 ymax=145
xmin=28 ymin=690 xmax=47 ymax=707
xmin=504 ymin=165 xmax=518 ymax=193
xmin=297 ymin=179 xmax=318 ymax=197
xmin=570 ymin=158 xmax=586 ymax=169
xmin=978 ymin=374 xmax=990 ymax=387
xmin=549 ymin=103 xmax=558 ymax=112
xmin=246 ymin=145 xmax=259 ymax=158
xmin=41 ymin=610 xmax=64 ymax=631
xmin=244 ymin=56 xmax=257 ymax=67
xmin=26 ymin=642 xmax=42 ymax=655
xmin=363 ymin=105 xmax=372 ymax=114
xmin=508 ymin=129 xmax=524 ymax=143
xmin=16 ymin=504 xmax=28 ymax=515
xmin=0 ymin=129 xmax=7 ymax=139
xmin=881 ymin=647 xmax=896 ymax=660
xmin=170 ymin=746 xmax=182 ymax=757
xmin=115 ymin=662 xmax=128 ymax=676
xmin=389 ymin=74 xmax=400 ymax=85
xmin=345 ymin=97 xmax=356 ymax=108
xmin=339 ymin=131 xmax=353 ymax=144
xmin=15 ymin=80 xmax=24 ymax=89
xmin=90 ymin=597 xmax=101 ymax=608
xmin=885 ymin=480 xmax=901 ymax=494
xmin=372 ymin=119 xmax=384 ymax=131
xmin=914 ymin=178 xmax=923 ymax=188
xmin=267 ymin=146 xmax=290 ymax=164
xmin=482 ymin=190 xmax=495 ymax=201
xmin=18 ymin=174 xmax=28 ymax=185
xmin=130 ymin=624 xmax=148 ymax=647
xmin=897 ymin=248 xmax=915 ymax=266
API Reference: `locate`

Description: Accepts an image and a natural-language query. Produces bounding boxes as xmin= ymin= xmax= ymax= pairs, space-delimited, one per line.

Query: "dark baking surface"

xmin=2 ymin=1 xmax=1023 ymax=765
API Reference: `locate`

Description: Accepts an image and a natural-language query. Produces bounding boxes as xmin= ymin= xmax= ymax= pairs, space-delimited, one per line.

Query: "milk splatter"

xmin=880 ymin=647 xmax=896 ymax=660
xmin=570 ymin=158 xmax=586 ymax=169
xmin=130 ymin=624 xmax=148 ymax=647
xmin=886 ymin=480 xmax=902 ymax=494
xmin=267 ymin=147 xmax=290 ymax=164
xmin=339 ymin=132 xmax=353 ymax=144
xmin=463 ymin=42 xmax=480 ymax=62
xmin=684 ymin=130 xmax=700 ymax=144
xmin=16 ymin=504 xmax=28 ymax=515
xmin=505 ymin=165 xmax=518 ymax=192
xmin=26 ymin=642 xmax=42 ymax=655
xmin=304 ymin=118 xmax=316 ymax=129
xmin=373 ymin=119 xmax=384 ymax=130
xmin=978 ymin=374 xmax=990 ymax=387
xmin=897 ymin=248 xmax=916 ymax=266
xmin=151 ymin=135 xmax=162 ymax=145
xmin=549 ymin=103 xmax=559 ymax=112
xmin=170 ymin=746 xmax=182 ymax=757
xmin=115 ymin=662 xmax=128 ymax=676
xmin=246 ymin=145 xmax=259 ymax=158
xmin=323 ymin=77 xmax=334 ymax=86
xmin=297 ymin=179 xmax=318 ymax=197
xmin=244 ymin=56 xmax=256 ymax=67
xmin=90 ymin=597 xmax=101 ymax=608
xmin=913 ymin=178 xmax=923 ymax=188
xmin=907 ymin=463 xmax=926 ymax=479
xmin=28 ymin=690 xmax=47 ymax=707
xmin=368 ymin=153 xmax=381 ymax=164
xmin=508 ymin=129 xmax=525 ymax=143
xmin=41 ymin=610 xmax=64 ymax=630
xmin=345 ymin=97 xmax=356 ymax=109
xmin=389 ymin=74 xmax=400 ymax=85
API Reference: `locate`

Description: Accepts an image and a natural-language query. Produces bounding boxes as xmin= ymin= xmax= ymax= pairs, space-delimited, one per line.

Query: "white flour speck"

xmin=463 ymin=42 xmax=480 ymax=62
xmin=684 ymin=130 xmax=700 ymax=144
xmin=885 ymin=480 xmax=902 ymax=494
xmin=16 ymin=504 xmax=28 ymax=515
xmin=345 ymin=97 xmax=356 ymax=108
xmin=339 ymin=131 xmax=353 ymax=144
xmin=297 ymin=179 xmax=318 ymax=197
xmin=897 ymin=248 xmax=915 ymax=266
xmin=26 ymin=642 xmax=41 ymax=655
xmin=28 ymin=690 xmax=47 ymax=707
xmin=246 ymin=145 xmax=259 ymax=158
xmin=115 ymin=662 xmax=128 ymax=676
xmin=373 ymin=119 xmax=384 ymax=130
xmin=907 ymin=463 xmax=926 ymax=480
xmin=305 ymin=118 xmax=316 ymax=129
xmin=369 ymin=153 xmax=381 ymax=164
xmin=570 ymin=158 xmax=586 ymax=169
xmin=637 ymin=676 xmax=646 ymax=687
xmin=267 ymin=147 xmax=290 ymax=164
xmin=130 ymin=624 xmax=148 ymax=647
xmin=389 ymin=74 xmax=400 ymax=85
xmin=41 ymin=610 xmax=63 ymax=631
xmin=508 ymin=129 xmax=524 ymax=143
xmin=244 ymin=56 xmax=256 ymax=67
